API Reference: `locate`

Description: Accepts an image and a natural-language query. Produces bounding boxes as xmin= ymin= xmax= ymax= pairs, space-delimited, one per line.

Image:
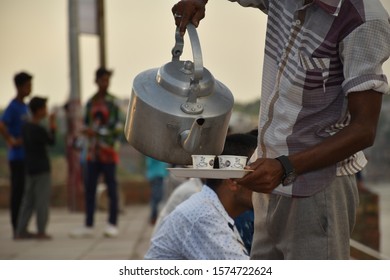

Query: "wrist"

xmin=193 ymin=0 xmax=208 ymax=5
xmin=275 ymin=155 xmax=297 ymax=186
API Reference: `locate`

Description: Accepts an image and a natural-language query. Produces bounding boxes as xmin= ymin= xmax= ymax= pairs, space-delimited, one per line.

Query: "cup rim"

xmin=192 ymin=155 xmax=216 ymax=158
xmin=218 ymin=155 xmax=248 ymax=159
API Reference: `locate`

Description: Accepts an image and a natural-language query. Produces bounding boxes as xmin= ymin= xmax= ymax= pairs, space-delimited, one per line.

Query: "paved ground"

xmin=366 ymin=183 xmax=390 ymax=257
xmin=0 ymin=183 xmax=389 ymax=260
xmin=0 ymin=204 xmax=153 ymax=260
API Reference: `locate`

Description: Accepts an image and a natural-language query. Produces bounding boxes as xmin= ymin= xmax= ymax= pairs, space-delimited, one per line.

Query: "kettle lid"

xmin=157 ymin=60 xmax=215 ymax=97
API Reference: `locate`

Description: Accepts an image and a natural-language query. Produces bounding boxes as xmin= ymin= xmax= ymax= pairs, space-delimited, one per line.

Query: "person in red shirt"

xmin=69 ymin=67 xmax=122 ymax=238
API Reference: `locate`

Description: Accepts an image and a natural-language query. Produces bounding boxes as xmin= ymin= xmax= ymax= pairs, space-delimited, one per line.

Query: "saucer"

xmin=167 ymin=168 xmax=253 ymax=179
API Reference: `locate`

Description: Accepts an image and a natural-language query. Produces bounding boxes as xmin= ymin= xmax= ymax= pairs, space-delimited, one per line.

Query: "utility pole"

xmin=66 ymin=0 xmax=84 ymax=211
xmin=66 ymin=0 xmax=106 ymax=211
xmin=97 ymin=0 xmax=106 ymax=67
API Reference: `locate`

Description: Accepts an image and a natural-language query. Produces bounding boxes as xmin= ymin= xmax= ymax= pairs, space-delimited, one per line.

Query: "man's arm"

xmin=0 ymin=121 xmax=20 ymax=147
xmin=82 ymin=101 xmax=96 ymax=138
xmin=290 ymin=90 xmax=382 ymax=175
xmin=46 ymin=113 xmax=57 ymax=146
xmin=171 ymin=0 xmax=267 ymax=36
xmin=236 ymin=90 xmax=383 ymax=193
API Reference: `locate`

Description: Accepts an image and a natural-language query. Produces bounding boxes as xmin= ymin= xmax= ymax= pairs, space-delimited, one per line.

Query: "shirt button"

xmin=295 ymin=19 xmax=301 ymax=26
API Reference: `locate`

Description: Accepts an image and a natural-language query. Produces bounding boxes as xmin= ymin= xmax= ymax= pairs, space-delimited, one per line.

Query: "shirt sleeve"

xmin=144 ymin=211 xmax=187 ymax=259
xmin=145 ymin=209 xmax=249 ymax=260
xmin=340 ymin=19 xmax=390 ymax=95
xmin=84 ymin=101 xmax=91 ymax=126
xmin=181 ymin=213 xmax=249 ymax=260
xmin=46 ymin=127 xmax=56 ymax=146
xmin=107 ymin=97 xmax=122 ymax=138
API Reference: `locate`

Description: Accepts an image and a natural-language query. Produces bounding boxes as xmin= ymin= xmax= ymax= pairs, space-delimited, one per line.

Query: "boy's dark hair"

xmin=14 ymin=72 xmax=33 ymax=87
xmin=95 ymin=67 xmax=112 ymax=80
xmin=29 ymin=96 xmax=47 ymax=114
xmin=220 ymin=133 xmax=258 ymax=159
xmin=206 ymin=133 xmax=258 ymax=189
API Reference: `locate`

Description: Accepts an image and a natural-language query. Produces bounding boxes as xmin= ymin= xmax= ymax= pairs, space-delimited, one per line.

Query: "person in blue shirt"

xmin=0 ymin=71 xmax=32 ymax=239
xmin=145 ymin=157 xmax=169 ymax=225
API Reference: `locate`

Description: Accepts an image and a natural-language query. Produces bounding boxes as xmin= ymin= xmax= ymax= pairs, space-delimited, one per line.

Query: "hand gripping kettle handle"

xmin=171 ymin=23 xmax=203 ymax=82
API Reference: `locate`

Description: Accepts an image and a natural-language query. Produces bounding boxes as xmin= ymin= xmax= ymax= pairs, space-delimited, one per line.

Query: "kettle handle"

xmin=171 ymin=24 xmax=203 ymax=82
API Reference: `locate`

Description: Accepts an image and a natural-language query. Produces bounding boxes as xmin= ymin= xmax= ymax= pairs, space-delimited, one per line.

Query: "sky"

xmin=1 ymin=0 xmax=390 ymax=108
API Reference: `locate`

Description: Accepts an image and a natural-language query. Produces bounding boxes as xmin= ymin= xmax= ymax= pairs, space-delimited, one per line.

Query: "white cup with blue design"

xmin=218 ymin=155 xmax=247 ymax=170
xmin=192 ymin=155 xmax=215 ymax=169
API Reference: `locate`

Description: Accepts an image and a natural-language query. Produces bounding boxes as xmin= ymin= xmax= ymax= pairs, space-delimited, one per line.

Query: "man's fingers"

xmin=191 ymin=9 xmax=205 ymax=27
xmin=172 ymin=1 xmax=206 ymax=36
xmin=179 ymin=12 xmax=192 ymax=36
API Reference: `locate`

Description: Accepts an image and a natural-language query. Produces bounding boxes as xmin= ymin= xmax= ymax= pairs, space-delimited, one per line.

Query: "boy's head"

xmin=219 ymin=133 xmax=258 ymax=161
xmin=205 ymin=132 xmax=258 ymax=216
xmin=29 ymin=96 xmax=48 ymax=117
xmin=14 ymin=71 xmax=33 ymax=98
xmin=95 ymin=67 xmax=112 ymax=93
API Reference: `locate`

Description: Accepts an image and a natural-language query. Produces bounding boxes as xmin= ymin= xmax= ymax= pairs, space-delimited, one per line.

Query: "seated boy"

xmin=145 ymin=133 xmax=257 ymax=260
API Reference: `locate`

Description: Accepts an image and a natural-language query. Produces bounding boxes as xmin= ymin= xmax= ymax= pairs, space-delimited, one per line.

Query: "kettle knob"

xmin=184 ymin=61 xmax=193 ymax=71
xmin=180 ymin=61 xmax=193 ymax=75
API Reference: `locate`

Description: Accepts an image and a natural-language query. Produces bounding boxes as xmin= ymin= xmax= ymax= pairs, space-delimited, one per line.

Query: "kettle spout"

xmin=180 ymin=118 xmax=205 ymax=153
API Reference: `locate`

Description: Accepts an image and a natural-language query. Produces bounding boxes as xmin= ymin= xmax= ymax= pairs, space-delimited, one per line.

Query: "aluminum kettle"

xmin=124 ymin=24 xmax=234 ymax=164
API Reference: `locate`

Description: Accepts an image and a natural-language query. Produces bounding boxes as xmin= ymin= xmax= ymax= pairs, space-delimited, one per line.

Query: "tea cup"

xmin=192 ymin=155 xmax=216 ymax=169
xmin=218 ymin=155 xmax=247 ymax=170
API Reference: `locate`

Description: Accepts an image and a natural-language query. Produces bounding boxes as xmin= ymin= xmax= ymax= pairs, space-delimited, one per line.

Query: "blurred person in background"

xmin=69 ymin=67 xmax=122 ymax=238
xmin=15 ymin=96 xmax=56 ymax=240
xmin=0 ymin=71 xmax=32 ymax=239
xmin=145 ymin=157 xmax=169 ymax=225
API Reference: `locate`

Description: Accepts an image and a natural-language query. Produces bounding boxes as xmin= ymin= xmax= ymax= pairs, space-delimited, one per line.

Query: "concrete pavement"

xmin=0 ymin=204 xmax=153 ymax=260
xmin=0 ymin=183 xmax=389 ymax=260
xmin=366 ymin=183 xmax=390 ymax=257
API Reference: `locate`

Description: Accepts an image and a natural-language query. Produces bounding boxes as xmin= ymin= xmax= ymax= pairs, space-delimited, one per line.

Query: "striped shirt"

xmin=230 ymin=0 xmax=390 ymax=196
